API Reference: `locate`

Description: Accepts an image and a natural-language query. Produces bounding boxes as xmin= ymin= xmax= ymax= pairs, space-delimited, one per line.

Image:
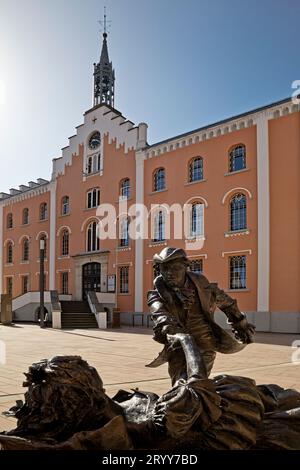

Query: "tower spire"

xmin=93 ymin=7 xmax=115 ymax=107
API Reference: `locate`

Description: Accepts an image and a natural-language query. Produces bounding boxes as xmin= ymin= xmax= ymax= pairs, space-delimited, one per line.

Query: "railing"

xmin=86 ymin=291 xmax=107 ymax=329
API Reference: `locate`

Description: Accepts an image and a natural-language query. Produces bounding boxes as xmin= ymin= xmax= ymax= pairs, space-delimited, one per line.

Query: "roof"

xmin=147 ymin=97 xmax=292 ymax=149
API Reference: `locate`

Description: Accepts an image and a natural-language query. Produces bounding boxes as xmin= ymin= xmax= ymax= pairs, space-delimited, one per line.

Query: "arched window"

xmin=153 ymin=168 xmax=166 ymax=192
xmin=153 ymin=211 xmax=165 ymax=242
xmin=22 ymin=208 xmax=29 ymax=225
xmin=86 ymin=154 xmax=101 ymax=174
xmin=22 ymin=238 xmax=29 ymax=261
xmin=230 ymin=194 xmax=247 ymax=231
xmin=86 ymin=221 xmax=100 ymax=252
xmin=120 ymin=178 xmax=130 ymax=199
xmin=87 ymin=188 xmax=100 ymax=209
xmin=119 ymin=217 xmax=129 ymax=247
xmin=229 ymin=255 xmax=246 ymax=289
xmin=7 ymin=213 xmax=13 ymax=229
xmin=6 ymin=242 xmax=13 ymax=264
xmin=40 ymin=203 xmax=48 ymax=221
xmin=39 ymin=234 xmax=47 ymax=258
xmin=190 ymin=202 xmax=204 ymax=237
xmin=229 ymin=144 xmax=246 ymax=172
xmin=61 ymin=196 xmax=70 ymax=215
xmin=189 ymin=157 xmax=203 ymax=182
xmin=61 ymin=229 xmax=69 ymax=256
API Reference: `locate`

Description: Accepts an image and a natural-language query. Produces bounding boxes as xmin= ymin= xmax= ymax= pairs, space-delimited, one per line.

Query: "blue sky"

xmin=0 ymin=0 xmax=299 ymax=193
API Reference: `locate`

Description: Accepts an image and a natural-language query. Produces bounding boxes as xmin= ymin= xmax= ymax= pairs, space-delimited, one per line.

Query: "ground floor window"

xmin=229 ymin=255 xmax=246 ymax=289
xmin=6 ymin=277 xmax=13 ymax=296
xmin=119 ymin=266 xmax=129 ymax=294
xmin=22 ymin=275 xmax=29 ymax=294
xmin=61 ymin=272 xmax=69 ymax=295
xmin=189 ymin=259 xmax=203 ymax=274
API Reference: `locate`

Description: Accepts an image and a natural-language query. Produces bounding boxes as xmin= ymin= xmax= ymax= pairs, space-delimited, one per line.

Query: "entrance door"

xmin=82 ymin=262 xmax=101 ymax=300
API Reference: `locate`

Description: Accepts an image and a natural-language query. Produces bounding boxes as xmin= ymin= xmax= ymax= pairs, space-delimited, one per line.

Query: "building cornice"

xmin=143 ymin=97 xmax=299 ymax=159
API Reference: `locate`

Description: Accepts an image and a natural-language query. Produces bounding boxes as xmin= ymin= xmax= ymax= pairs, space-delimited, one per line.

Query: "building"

xmin=1 ymin=30 xmax=299 ymax=332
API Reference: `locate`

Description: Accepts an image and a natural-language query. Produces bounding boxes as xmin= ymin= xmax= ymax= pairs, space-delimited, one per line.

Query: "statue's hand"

xmin=232 ymin=318 xmax=255 ymax=344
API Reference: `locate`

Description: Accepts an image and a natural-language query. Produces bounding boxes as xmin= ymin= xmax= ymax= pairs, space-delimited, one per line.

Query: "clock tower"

xmin=93 ymin=11 xmax=115 ymax=108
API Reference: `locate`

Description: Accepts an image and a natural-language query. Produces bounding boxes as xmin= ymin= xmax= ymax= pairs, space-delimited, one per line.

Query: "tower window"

xmin=61 ymin=196 xmax=70 ymax=216
xmin=87 ymin=188 xmax=100 ymax=209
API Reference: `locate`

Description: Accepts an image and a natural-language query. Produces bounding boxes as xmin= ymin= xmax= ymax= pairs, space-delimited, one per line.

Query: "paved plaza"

xmin=0 ymin=323 xmax=299 ymax=433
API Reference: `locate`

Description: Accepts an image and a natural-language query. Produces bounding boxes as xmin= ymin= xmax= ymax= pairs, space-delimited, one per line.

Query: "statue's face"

xmin=160 ymin=260 xmax=187 ymax=288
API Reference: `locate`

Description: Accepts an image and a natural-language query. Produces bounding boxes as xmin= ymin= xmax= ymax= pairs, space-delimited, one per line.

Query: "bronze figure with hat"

xmin=147 ymin=247 xmax=255 ymax=385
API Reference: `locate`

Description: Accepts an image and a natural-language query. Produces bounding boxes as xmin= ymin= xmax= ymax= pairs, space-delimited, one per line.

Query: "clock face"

xmin=88 ymin=132 xmax=101 ymax=150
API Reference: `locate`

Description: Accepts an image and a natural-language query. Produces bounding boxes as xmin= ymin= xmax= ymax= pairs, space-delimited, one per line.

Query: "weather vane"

xmin=98 ymin=6 xmax=111 ymax=36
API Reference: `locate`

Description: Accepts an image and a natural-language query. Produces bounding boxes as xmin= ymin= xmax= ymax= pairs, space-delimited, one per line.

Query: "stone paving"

xmin=0 ymin=323 xmax=299 ymax=433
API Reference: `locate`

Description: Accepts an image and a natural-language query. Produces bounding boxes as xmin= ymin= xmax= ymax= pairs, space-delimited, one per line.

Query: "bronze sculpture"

xmin=147 ymin=247 xmax=255 ymax=384
xmin=1 ymin=341 xmax=300 ymax=450
xmin=0 ymin=246 xmax=299 ymax=450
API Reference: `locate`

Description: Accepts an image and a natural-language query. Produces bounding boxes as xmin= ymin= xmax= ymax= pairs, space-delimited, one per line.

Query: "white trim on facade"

xmin=134 ymin=151 xmax=145 ymax=312
xmin=255 ymin=113 xmax=270 ymax=312
xmin=49 ymin=181 xmax=57 ymax=290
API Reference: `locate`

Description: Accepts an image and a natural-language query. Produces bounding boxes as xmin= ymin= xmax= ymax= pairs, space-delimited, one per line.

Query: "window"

xmin=7 ymin=213 xmax=13 ymax=229
xmin=61 ymin=229 xmax=69 ymax=256
xmin=119 ymin=217 xmax=129 ymax=247
xmin=86 ymin=221 xmax=100 ymax=252
xmin=190 ymin=202 xmax=204 ymax=237
xmin=61 ymin=272 xmax=69 ymax=295
xmin=153 ymin=168 xmax=166 ymax=191
xmin=189 ymin=157 xmax=203 ymax=182
xmin=22 ymin=238 xmax=29 ymax=261
xmin=86 ymin=153 xmax=101 ymax=174
xmin=120 ymin=178 xmax=130 ymax=199
xmin=40 ymin=203 xmax=48 ymax=221
xmin=230 ymin=194 xmax=247 ymax=231
xmin=6 ymin=242 xmax=13 ymax=264
xmin=39 ymin=234 xmax=47 ymax=258
xmin=153 ymin=211 xmax=165 ymax=242
xmin=229 ymin=145 xmax=246 ymax=172
xmin=22 ymin=276 xmax=29 ymax=294
xmin=22 ymin=208 xmax=29 ymax=225
xmin=61 ymin=196 xmax=70 ymax=215
xmin=119 ymin=266 xmax=129 ymax=293
xmin=87 ymin=188 xmax=100 ymax=209
xmin=229 ymin=256 xmax=246 ymax=289
xmin=189 ymin=259 xmax=203 ymax=274
xmin=6 ymin=277 xmax=13 ymax=296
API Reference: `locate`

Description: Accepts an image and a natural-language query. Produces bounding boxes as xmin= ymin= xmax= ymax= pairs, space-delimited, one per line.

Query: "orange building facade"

xmin=1 ymin=34 xmax=299 ymax=332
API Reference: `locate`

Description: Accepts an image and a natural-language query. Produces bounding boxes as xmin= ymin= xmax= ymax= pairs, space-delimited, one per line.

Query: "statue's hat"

xmin=153 ymin=247 xmax=188 ymax=264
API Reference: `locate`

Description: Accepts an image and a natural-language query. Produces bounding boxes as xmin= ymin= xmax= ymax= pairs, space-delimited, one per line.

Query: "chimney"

xmin=137 ymin=122 xmax=148 ymax=150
